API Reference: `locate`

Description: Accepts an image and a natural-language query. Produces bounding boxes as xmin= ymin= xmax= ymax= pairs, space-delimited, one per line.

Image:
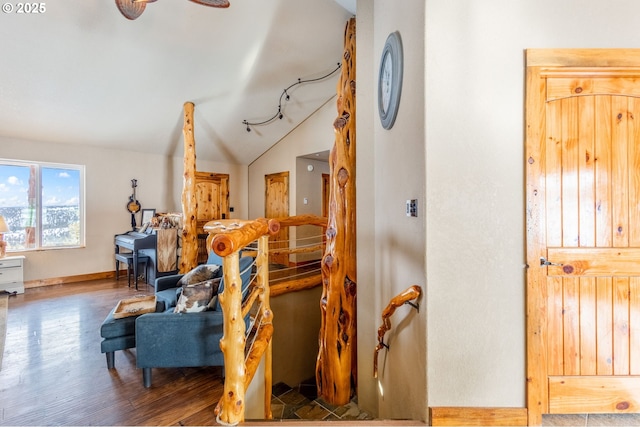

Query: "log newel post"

xmin=257 ymin=234 xmax=273 ymax=420
xmin=207 ymin=219 xmax=278 ymax=424
xmin=180 ymin=101 xmax=198 ymax=274
xmin=316 ymin=17 xmax=357 ymax=406
xmin=218 ymin=251 xmax=246 ymax=424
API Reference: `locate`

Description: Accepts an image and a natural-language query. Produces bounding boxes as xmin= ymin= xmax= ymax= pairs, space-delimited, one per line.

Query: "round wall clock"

xmin=378 ymin=31 xmax=404 ymax=130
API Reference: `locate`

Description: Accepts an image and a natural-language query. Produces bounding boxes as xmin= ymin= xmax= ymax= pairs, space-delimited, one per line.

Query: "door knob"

xmin=540 ymin=257 xmax=562 ymax=267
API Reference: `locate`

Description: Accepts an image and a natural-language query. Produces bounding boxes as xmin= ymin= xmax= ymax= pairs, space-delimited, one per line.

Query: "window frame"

xmin=0 ymin=158 xmax=86 ymax=252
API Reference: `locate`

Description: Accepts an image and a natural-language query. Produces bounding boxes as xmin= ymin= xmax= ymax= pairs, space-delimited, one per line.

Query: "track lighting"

xmin=242 ymin=62 xmax=341 ymax=131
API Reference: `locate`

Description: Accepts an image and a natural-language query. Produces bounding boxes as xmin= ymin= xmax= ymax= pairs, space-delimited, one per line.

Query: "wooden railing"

xmin=373 ymin=285 xmax=422 ymax=379
xmin=204 ymin=215 xmax=327 ymax=424
xmin=204 ymin=218 xmax=279 ymax=425
xmin=268 ymin=214 xmax=326 ymax=297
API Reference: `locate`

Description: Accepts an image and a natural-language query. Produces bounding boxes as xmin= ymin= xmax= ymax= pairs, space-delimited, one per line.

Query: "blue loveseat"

xmin=135 ymin=252 xmax=255 ymax=387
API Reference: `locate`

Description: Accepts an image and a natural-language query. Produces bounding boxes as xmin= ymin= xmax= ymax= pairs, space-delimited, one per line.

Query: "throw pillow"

xmin=178 ymin=264 xmax=220 ymax=286
xmin=174 ymin=280 xmax=219 ymax=313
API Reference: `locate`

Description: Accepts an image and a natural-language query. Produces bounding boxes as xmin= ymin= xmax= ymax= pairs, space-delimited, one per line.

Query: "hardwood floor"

xmin=0 ymin=279 xmax=225 ymax=426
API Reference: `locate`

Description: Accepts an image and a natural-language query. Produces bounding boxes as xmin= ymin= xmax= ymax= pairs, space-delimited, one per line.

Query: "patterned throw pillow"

xmin=174 ymin=280 xmax=220 ymax=313
xmin=177 ymin=264 xmax=220 ymax=286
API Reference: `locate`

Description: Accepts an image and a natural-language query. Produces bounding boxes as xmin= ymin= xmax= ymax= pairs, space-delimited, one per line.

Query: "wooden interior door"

xmin=265 ymin=171 xmax=289 ymax=266
xmin=195 ymin=171 xmax=229 ymax=263
xmin=526 ymin=49 xmax=640 ymax=424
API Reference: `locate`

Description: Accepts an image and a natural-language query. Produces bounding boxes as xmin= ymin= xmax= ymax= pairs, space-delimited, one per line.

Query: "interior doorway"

xmin=265 ymin=171 xmax=290 ymax=266
xmin=195 ymin=171 xmax=229 ymax=264
xmin=526 ymin=48 xmax=640 ymax=424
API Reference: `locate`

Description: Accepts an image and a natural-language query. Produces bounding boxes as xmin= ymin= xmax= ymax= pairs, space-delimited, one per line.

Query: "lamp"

xmin=0 ymin=215 xmax=10 ymax=258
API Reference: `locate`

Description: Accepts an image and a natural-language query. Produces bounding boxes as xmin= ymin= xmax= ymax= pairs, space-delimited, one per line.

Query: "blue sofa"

xmin=135 ymin=253 xmax=255 ymax=387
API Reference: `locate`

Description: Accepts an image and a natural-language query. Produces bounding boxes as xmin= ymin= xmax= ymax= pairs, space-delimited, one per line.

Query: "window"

xmin=0 ymin=159 xmax=85 ymax=251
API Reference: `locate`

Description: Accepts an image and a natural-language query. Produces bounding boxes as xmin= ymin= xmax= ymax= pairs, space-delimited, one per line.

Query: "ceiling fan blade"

xmin=115 ymin=0 xmax=146 ymax=20
xmin=189 ymin=0 xmax=230 ymax=8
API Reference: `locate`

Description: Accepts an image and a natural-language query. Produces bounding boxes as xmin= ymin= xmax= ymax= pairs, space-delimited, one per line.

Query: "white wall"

xmin=356 ymin=0 xmax=427 ymax=421
xmin=248 ymin=97 xmax=337 ymax=219
xmin=1 ymin=135 xmax=247 ymax=282
xmin=424 ymin=0 xmax=640 ymax=411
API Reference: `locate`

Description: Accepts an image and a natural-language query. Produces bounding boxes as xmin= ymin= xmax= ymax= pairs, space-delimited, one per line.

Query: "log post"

xmin=208 ymin=219 xmax=279 ymax=423
xmin=217 ymin=251 xmax=246 ymax=424
xmin=257 ymin=234 xmax=273 ymax=419
xmin=180 ymin=101 xmax=198 ymax=273
xmin=316 ymin=17 xmax=357 ymax=406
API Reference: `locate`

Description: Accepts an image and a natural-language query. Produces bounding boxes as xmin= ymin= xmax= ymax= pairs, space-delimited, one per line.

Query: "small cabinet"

xmin=0 ymin=255 xmax=25 ymax=294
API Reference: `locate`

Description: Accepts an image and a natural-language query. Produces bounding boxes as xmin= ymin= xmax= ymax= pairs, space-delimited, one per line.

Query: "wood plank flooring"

xmin=0 ymin=279 xmax=224 ymax=426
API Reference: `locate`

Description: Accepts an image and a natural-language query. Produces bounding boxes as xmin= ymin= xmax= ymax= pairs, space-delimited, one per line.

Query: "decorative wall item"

xmin=141 ymin=209 xmax=155 ymax=226
xmin=378 ymin=31 xmax=403 ymax=129
xmin=126 ymin=179 xmax=141 ymax=230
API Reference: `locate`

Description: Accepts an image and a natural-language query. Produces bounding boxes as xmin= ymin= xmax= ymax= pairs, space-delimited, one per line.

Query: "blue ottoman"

xmin=100 ymin=300 xmax=163 ymax=369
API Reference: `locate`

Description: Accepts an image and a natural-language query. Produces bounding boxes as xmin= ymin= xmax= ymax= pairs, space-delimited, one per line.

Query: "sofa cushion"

xmin=174 ymin=280 xmax=219 ymax=313
xmin=178 ymin=264 xmax=220 ymax=287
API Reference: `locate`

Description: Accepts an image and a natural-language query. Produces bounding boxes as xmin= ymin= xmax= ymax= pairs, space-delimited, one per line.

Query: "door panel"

xmin=544 ymin=93 xmax=640 ymax=407
xmin=265 ymin=171 xmax=289 ymax=266
xmin=195 ymin=171 xmax=229 ymax=264
xmin=526 ymin=50 xmax=640 ymax=423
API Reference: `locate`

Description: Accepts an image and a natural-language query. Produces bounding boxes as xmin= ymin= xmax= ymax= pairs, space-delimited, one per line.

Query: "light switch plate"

xmin=406 ymin=199 xmax=418 ymax=217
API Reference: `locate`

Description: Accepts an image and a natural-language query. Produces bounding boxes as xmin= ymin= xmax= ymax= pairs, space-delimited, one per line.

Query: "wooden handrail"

xmin=210 ymin=218 xmax=280 ymax=257
xmin=205 ymin=219 xmax=277 ymax=425
xmin=204 ymin=215 xmax=327 ymax=423
xmin=275 ymin=214 xmax=327 ymax=228
xmin=373 ymin=285 xmax=422 ymax=379
xmin=270 ymin=274 xmax=323 ymax=297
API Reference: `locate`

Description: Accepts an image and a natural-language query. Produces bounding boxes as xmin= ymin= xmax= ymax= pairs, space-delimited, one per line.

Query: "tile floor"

xmin=271 ymin=378 xmax=373 ymax=421
xmin=270 ymin=380 xmax=640 ymax=425
xmin=543 ymin=413 xmax=640 ymax=426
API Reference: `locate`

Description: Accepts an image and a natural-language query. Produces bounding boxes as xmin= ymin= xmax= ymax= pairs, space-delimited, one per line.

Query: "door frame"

xmin=525 ymin=48 xmax=640 ymax=425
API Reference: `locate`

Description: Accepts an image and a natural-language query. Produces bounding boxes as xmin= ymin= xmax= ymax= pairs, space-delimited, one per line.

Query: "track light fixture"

xmin=243 ymin=62 xmax=342 ymax=132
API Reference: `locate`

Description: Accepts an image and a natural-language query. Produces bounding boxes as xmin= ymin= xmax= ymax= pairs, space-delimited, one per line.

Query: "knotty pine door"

xmin=526 ymin=49 xmax=640 ymax=424
xmin=265 ymin=171 xmax=289 ymax=266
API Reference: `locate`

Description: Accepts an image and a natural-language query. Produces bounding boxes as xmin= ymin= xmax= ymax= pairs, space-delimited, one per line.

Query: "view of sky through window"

xmin=0 ymin=165 xmax=80 ymax=208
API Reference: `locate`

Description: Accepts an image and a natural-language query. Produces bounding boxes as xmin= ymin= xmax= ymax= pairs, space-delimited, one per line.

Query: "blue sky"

xmin=0 ymin=165 xmax=80 ymax=208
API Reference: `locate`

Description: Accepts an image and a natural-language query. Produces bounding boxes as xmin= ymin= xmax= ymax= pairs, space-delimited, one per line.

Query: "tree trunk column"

xmin=316 ymin=17 xmax=357 ymax=406
xmin=180 ymin=101 xmax=198 ymax=273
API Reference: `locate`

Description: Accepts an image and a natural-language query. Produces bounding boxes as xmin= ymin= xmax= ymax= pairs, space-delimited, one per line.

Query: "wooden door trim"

xmin=525 ymin=59 xmax=548 ymax=425
xmin=527 ymin=48 xmax=640 ymax=67
xmin=526 ymin=48 xmax=640 ymax=425
xmin=429 ymin=407 xmax=527 ymax=426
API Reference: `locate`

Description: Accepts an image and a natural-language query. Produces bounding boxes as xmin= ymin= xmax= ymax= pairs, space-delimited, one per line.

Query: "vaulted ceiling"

xmin=0 ymin=0 xmax=354 ymax=164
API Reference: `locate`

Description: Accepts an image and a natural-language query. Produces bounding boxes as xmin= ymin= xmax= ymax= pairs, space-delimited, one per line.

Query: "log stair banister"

xmin=275 ymin=214 xmax=328 ymax=228
xmin=373 ymin=285 xmax=422 ymax=379
xmin=268 ymin=214 xmax=327 ymax=297
xmin=204 ymin=218 xmax=279 ymax=425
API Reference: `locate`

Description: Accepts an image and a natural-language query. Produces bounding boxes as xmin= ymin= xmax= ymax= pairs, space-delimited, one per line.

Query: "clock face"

xmin=378 ymin=32 xmax=403 ymax=130
xmin=380 ymin=51 xmax=393 ymax=114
